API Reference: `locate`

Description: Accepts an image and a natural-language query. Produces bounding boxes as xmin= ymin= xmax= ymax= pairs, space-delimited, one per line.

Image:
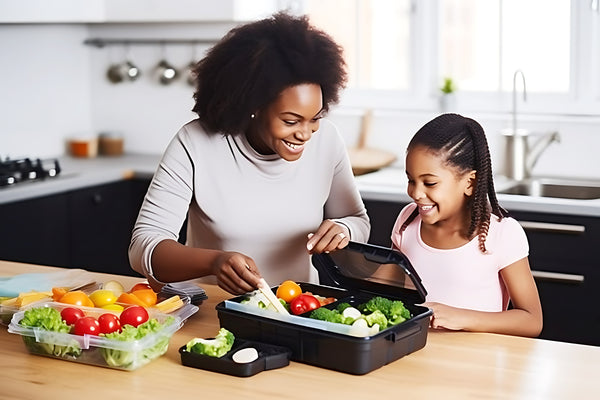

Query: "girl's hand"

xmin=422 ymin=302 xmax=466 ymax=331
xmin=211 ymin=251 xmax=262 ymax=295
xmin=306 ymin=220 xmax=350 ymax=254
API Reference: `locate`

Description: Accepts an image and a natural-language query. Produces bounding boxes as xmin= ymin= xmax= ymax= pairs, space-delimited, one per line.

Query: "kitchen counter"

xmin=1 ymin=260 xmax=599 ymax=399
xmin=0 ymin=153 xmax=161 ymax=205
xmin=356 ymin=167 xmax=600 ymax=217
xmin=2 ymin=155 xmax=600 ymax=217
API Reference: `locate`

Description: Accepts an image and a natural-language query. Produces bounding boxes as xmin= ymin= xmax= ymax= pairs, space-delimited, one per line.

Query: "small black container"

xmin=179 ymin=339 xmax=291 ymax=377
xmin=216 ymin=242 xmax=432 ymax=375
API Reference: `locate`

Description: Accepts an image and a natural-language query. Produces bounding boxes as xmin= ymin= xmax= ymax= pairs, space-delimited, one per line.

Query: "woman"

xmin=129 ymin=12 xmax=370 ymax=295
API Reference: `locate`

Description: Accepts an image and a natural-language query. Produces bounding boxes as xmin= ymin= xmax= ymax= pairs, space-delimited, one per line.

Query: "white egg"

xmin=232 ymin=347 xmax=259 ymax=363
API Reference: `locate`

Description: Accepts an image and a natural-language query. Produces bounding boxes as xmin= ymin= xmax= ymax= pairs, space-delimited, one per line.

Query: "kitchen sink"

xmin=497 ymin=178 xmax=600 ymax=200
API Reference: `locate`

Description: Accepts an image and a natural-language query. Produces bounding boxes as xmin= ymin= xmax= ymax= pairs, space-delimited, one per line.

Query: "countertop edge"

xmin=2 ymin=157 xmax=599 ymax=217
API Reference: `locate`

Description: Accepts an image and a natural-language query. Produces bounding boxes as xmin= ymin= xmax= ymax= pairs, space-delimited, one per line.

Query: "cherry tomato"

xmin=73 ymin=316 xmax=101 ymax=336
xmin=98 ymin=313 xmax=121 ymax=334
xmin=60 ymin=307 xmax=84 ymax=325
xmin=130 ymin=282 xmax=153 ymax=292
xmin=276 ymin=280 xmax=302 ymax=303
xmin=119 ymin=305 xmax=149 ymax=327
xmin=289 ymin=294 xmax=321 ymax=315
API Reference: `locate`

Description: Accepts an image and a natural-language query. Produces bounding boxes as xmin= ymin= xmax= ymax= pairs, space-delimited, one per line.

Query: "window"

xmin=304 ymin=0 xmax=412 ymax=90
xmin=301 ymin=0 xmax=600 ymax=115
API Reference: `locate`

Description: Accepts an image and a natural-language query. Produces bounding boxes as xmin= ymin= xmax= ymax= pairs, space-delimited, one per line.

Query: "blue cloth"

xmin=0 ymin=269 xmax=93 ymax=298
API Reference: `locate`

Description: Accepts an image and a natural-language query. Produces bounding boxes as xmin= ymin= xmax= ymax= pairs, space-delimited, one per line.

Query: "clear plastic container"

xmin=8 ymin=301 xmax=198 ymax=371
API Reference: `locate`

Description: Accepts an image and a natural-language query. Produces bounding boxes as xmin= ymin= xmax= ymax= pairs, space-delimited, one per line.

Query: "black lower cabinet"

xmin=69 ymin=180 xmax=143 ymax=276
xmin=0 ymin=178 xmax=151 ymax=277
xmin=0 ymin=193 xmax=70 ymax=268
xmin=363 ymin=199 xmax=407 ymax=247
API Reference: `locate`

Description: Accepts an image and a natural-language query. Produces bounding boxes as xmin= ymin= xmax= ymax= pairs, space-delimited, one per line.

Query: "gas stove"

xmin=0 ymin=157 xmax=61 ymax=187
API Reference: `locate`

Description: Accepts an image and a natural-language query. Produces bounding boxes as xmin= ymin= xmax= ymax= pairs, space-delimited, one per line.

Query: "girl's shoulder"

xmin=391 ymin=203 xmax=419 ymax=235
xmin=488 ymin=214 xmax=528 ymax=244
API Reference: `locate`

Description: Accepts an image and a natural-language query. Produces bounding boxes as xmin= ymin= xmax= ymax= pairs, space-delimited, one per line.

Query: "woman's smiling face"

xmin=250 ymin=83 xmax=324 ymax=162
xmin=405 ymin=145 xmax=475 ymax=226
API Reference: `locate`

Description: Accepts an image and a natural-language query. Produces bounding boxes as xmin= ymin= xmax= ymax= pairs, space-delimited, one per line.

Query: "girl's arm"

xmin=424 ymin=257 xmax=543 ymax=337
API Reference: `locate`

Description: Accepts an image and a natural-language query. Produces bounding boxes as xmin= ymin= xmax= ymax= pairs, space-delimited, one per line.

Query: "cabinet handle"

xmin=519 ymin=221 xmax=585 ymax=235
xmin=531 ymin=270 xmax=585 ymax=284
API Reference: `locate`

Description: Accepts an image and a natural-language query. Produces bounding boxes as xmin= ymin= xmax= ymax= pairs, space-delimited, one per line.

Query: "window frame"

xmin=303 ymin=0 xmax=600 ymax=117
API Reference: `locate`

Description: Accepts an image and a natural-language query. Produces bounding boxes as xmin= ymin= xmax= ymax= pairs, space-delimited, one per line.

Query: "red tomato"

xmin=130 ymin=282 xmax=153 ymax=292
xmin=119 ymin=305 xmax=149 ymax=327
xmin=73 ymin=316 xmax=101 ymax=336
xmin=98 ymin=313 xmax=121 ymax=334
xmin=289 ymin=294 xmax=321 ymax=315
xmin=60 ymin=307 xmax=84 ymax=325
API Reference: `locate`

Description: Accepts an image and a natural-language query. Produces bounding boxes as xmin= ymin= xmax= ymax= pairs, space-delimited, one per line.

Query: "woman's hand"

xmin=306 ymin=220 xmax=350 ymax=254
xmin=211 ymin=251 xmax=262 ymax=295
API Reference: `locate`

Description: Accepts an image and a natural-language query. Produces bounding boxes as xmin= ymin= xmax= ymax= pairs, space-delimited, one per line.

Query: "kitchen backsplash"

xmin=1 ymin=23 xmax=599 ymax=180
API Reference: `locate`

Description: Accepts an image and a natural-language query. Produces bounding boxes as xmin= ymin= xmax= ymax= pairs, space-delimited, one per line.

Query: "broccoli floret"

xmin=336 ymin=302 xmax=351 ymax=313
xmin=360 ymin=296 xmax=393 ymax=316
xmin=310 ymin=307 xmax=341 ymax=323
xmin=359 ymin=296 xmax=412 ymax=328
xmin=185 ymin=328 xmax=235 ymax=358
xmin=388 ymin=300 xmax=411 ymax=325
xmin=364 ymin=310 xmax=388 ymax=330
xmin=310 ymin=307 xmax=355 ymax=325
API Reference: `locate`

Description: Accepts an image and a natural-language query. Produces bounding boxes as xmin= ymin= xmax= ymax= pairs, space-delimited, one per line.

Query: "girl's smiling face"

xmin=405 ymin=145 xmax=476 ymax=227
xmin=249 ymin=83 xmax=324 ymax=162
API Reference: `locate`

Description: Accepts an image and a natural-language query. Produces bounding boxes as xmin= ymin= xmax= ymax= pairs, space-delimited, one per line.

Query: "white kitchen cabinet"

xmin=0 ymin=0 xmax=285 ymax=24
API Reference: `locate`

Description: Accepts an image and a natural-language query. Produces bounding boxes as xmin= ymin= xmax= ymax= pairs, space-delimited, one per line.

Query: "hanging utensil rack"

xmin=84 ymin=38 xmax=219 ymax=48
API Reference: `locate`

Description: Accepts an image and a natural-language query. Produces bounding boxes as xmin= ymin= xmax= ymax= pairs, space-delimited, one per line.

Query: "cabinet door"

xmin=68 ymin=181 xmax=141 ymax=276
xmin=508 ymin=210 xmax=600 ymax=346
xmin=0 ymin=194 xmax=69 ymax=267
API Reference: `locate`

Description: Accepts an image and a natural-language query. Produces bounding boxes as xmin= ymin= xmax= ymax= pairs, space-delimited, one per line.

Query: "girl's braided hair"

xmin=400 ymin=113 xmax=507 ymax=253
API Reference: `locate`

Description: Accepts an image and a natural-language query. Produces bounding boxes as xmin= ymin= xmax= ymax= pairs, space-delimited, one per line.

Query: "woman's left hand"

xmin=306 ymin=220 xmax=350 ymax=254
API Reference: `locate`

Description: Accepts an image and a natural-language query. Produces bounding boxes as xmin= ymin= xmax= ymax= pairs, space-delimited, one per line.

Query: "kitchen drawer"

xmin=507 ymin=210 xmax=599 ymax=273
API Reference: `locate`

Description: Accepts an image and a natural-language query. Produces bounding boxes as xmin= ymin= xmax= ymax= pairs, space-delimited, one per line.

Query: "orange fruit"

xmin=117 ymin=292 xmax=149 ymax=307
xmin=131 ymin=289 xmax=157 ymax=306
xmin=276 ymin=280 xmax=302 ymax=303
xmin=52 ymin=287 xmax=68 ymax=302
xmin=58 ymin=290 xmax=94 ymax=308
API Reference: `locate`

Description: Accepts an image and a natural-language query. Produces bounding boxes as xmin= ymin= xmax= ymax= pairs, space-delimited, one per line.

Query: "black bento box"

xmin=215 ymin=241 xmax=432 ymax=375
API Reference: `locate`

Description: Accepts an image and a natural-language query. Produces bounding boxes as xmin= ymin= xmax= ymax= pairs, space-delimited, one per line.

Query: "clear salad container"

xmin=8 ymin=301 xmax=198 ymax=371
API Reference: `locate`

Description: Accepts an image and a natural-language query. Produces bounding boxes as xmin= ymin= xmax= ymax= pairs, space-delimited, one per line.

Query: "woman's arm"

xmin=150 ymin=239 xmax=261 ymax=295
xmin=424 ymin=257 xmax=543 ymax=337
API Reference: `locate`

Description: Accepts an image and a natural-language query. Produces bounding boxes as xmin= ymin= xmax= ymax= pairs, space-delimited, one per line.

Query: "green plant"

xmin=440 ymin=77 xmax=456 ymax=94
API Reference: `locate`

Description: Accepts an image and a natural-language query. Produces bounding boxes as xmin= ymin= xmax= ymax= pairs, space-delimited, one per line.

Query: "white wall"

xmin=1 ymin=23 xmax=599 ymax=179
xmin=1 ymin=24 xmax=93 ymax=158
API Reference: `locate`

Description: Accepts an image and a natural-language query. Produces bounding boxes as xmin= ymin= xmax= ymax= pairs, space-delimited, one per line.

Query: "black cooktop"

xmin=0 ymin=157 xmax=61 ymax=187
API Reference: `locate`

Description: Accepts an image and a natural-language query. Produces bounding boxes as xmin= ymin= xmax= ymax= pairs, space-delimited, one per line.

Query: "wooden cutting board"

xmin=347 ymin=109 xmax=397 ymax=175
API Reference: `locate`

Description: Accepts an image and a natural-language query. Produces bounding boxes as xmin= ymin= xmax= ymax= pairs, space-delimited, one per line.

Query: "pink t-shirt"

xmin=391 ymin=203 xmax=529 ymax=312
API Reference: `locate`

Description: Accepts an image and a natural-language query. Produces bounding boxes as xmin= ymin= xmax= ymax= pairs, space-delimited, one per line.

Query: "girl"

xmin=129 ymin=13 xmax=370 ymax=295
xmin=391 ymin=113 xmax=542 ymax=337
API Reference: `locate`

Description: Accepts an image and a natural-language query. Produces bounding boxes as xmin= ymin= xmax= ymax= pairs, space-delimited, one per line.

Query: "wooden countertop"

xmin=1 ymin=261 xmax=598 ymax=399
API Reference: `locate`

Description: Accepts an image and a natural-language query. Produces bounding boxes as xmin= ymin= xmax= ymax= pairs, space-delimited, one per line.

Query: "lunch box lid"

xmin=312 ymin=241 xmax=427 ymax=305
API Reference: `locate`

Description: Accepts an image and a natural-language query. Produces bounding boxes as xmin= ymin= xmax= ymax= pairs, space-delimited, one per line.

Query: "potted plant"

xmin=439 ymin=77 xmax=456 ymax=112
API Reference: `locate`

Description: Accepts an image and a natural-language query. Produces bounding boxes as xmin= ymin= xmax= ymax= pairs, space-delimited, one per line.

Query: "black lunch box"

xmin=215 ymin=241 xmax=432 ymax=375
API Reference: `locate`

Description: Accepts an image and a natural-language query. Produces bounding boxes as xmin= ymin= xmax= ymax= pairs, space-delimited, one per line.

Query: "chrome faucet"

xmin=503 ymin=70 xmax=561 ymax=181
xmin=512 ymin=70 xmax=527 ymax=135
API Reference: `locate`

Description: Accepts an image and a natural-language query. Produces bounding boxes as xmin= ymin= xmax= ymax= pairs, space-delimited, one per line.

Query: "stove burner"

xmin=0 ymin=157 xmax=61 ymax=187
